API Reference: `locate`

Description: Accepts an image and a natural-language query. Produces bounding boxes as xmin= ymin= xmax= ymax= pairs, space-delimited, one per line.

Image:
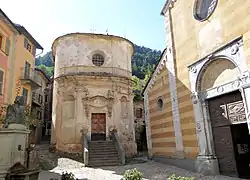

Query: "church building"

xmin=143 ymin=0 xmax=250 ymax=178
xmin=51 ymin=33 xmax=137 ymax=157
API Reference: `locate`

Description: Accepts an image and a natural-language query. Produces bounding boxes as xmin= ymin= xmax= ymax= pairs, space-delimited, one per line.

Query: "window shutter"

xmin=5 ymin=38 xmax=10 ymax=55
xmin=0 ymin=71 xmax=4 ymax=94
xmin=32 ymin=46 xmax=36 ymax=56
xmin=24 ymin=38 xmax=28 ymax=48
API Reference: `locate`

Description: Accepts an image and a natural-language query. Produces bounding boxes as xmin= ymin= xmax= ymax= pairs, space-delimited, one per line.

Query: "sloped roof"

xmin=15 ymin=24 xmax=43 ymax=50
xmin=142 ymin=48 xmax=167 ymax=95
xmin=0 ymin=9 xmax=20 ymax=34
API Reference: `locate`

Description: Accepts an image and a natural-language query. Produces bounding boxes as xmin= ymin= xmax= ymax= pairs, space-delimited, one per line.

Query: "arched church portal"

xmin=195 ymin=57 xmax=250 ymax=178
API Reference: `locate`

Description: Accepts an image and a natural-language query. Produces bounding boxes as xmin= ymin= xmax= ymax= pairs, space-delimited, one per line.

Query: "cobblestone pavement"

xmin=37 ymin=144 xmax=246 ymax=180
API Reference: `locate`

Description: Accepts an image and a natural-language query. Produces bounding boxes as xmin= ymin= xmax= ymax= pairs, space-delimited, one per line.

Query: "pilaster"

xmin=144 ymin=93 xmax=152 ymax=157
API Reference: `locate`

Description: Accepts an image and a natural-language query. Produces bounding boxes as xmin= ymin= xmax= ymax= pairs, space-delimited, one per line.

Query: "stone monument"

xmin=0 ymin=96 xmax=40 ymax=180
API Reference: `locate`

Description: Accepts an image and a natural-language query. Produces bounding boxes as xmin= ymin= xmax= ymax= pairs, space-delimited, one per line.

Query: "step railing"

xmin=112 ymin=132 xmax=125 ymax=165
xmin=82 ymin=134 xmax=89 ymax=166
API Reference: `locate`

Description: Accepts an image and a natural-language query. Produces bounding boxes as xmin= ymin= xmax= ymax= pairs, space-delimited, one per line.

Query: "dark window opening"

xmin=157 ymin=97 xmax=163 ymax=111
xmin=136 ymin=108 xmax=143 ymax=118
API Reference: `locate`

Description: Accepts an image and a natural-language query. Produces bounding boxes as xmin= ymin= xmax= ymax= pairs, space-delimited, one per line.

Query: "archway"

xmin=198 ymin=58 xmax=240 ymax=91
xmin=197 ymin=58 xmax=250 ymax=178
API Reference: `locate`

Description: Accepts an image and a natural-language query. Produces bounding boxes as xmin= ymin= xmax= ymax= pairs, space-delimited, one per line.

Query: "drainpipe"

xmin=7 ymin=35 xmax=17 ymax=104
xmin=35 ymin=49 xmax=44 ymax=58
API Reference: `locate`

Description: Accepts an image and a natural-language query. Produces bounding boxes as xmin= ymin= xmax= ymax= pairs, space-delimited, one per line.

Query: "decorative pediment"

xmin=82 ymin=90 xmax=115 ymax=118
xmin=89 ymin=95 xmax=108 ymax=108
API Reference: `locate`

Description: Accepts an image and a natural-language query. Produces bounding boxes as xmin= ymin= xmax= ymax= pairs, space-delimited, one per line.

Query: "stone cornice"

xmin=161 ymin=0 xmax=177 ymax=15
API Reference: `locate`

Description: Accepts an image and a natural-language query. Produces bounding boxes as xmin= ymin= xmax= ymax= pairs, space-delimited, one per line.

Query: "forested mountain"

xmin=35 ymin=45 xmax=162 ymax=89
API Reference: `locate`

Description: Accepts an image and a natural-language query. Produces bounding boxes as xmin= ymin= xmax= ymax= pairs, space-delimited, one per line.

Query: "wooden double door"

xmin=91 ymin=113 xmax=106 ymax=141
xmin=208 ymin=91 xmax=250 ymax=178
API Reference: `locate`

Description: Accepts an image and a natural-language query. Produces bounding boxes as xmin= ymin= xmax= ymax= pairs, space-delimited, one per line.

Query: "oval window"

xmin=193 ymin=0 xmax=218 ymax=21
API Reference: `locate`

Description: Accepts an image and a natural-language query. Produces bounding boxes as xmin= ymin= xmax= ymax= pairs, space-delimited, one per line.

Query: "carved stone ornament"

xmin=189 ymin=66 xmax=197 ymax=73
xmin=196 ymin=122 xmax=202 ymax=132
xmin=80 ymin=126 xmax=89 ymax=135
xmin=190 ymin=92 xmax=199 ymax=104
xmin=107 ymin=90 xmax=115 ymax=117
xmin=238 ymin=71 xmax=250 ymax=85
xmin=231 ymin=44 xmax=239 ymax=55
xmin=82 ymin=89 xmax=114 ymax=118
xmin=231 ymin=80 xmax=241 ymax=88
xmin=217 ymin=86 xmax=224 ymax=93
xmin=82 ymin=89 xmax=90 ymax=118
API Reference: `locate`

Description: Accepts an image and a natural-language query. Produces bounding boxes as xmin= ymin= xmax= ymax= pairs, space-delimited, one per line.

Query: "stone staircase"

xmin=88 ymin=140 xmax=121 ymax=167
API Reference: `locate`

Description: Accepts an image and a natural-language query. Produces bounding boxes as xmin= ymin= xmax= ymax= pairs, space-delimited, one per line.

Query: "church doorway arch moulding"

xmin=187 ymin=37 xmax=250 ymax=176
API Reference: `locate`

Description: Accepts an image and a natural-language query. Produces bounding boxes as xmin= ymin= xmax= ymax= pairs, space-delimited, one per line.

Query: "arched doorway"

xmin=198 ymin=58 xmax=250 ymax=178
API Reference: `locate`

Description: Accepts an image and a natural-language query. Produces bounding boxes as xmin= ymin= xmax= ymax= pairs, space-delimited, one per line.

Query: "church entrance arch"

xmin=194 ymin=57 xmax=250 ymax=178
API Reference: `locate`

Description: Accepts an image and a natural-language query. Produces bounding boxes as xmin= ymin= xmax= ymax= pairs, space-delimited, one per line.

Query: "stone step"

xmin=89 ymin=148 xmax=117 ymax=152
xmin=89 ymin=147 xmax=117 ymax=150
xmin=88 ymin=162 xmax=121 ymax=167
xmin=89 ymin=144 xmax=115 ymax=148
xmin=89 ymin=154 xmax=118 ymax=158
xmin=87 ymin=140 xmax=120 ymax=167
xmin=89 ymin=159 xmax=121 ymax=166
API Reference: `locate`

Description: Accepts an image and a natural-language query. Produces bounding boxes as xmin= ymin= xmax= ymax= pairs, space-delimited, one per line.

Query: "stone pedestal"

xmin=0 ymin=124 xmax=30 ymax=179
xmin=195 ymin=156 xmax=219 ymax=175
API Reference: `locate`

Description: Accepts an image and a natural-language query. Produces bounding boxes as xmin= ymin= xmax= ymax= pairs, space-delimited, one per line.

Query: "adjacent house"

xmin=0 ymin=10 xmax=20 ymax=108
xmin=31 ymin=68 xmax=50 ymax=144
xmin=14 ymin=24 xmax=43 ymax=105
xmin=0 ymin=9 xmax=43 ymax=126
xmin=143 ymin=0 xmax=250 ymax=178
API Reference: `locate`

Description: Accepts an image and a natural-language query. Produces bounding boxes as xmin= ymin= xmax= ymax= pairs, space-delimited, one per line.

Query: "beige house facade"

xmin=143 ymin=0 xmax=250 ymax=178
xmin=31 ymin=68 xmax=50 ymax=144
xmin=51 ymin=33 xmax=137 ymax=156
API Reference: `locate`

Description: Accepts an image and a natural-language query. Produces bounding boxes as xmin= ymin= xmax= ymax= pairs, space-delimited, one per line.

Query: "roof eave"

xmin=15 ymin=24 xmax=43 ymax=50
xmin=160 ymin=0 xmax=171 ymax=16
xmin=141 ymin=48 xmax=167 ymax=96
xmin=0 ymin=9 xmax=20 ymax=34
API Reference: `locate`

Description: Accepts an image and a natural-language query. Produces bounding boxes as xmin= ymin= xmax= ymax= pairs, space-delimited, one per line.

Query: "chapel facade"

xmin=51 ymin=33 xmax=137 ymax=156
xmin=143 ymin=0 xmax=250 ymax=178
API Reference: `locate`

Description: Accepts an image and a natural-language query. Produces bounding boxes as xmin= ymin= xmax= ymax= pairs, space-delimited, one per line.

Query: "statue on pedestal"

xmin=2 ymin=96 xmax=26 ymax=128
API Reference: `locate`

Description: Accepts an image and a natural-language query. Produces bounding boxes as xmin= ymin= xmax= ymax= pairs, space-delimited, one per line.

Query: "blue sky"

xmin=2 ymin=0 xmax=166 ymax=54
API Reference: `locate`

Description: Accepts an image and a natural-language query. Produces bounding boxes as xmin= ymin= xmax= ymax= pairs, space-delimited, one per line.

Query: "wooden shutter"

xmin=24 ymin=61 xmax=31 ymax=78
xmin=0 ymin=70 xmax=3 ymax=94
xmin=0 ymin=36 xmax=2 ymax=50
xmin=32 ymin=46 xmax=36 ymax=56
xmin=24 ymin=38 xmax=28 ymax=48
xmin=22 ymin=88 xmax=28 ymax=104
xmin=5 ymin=38 xmax=10 ymax=56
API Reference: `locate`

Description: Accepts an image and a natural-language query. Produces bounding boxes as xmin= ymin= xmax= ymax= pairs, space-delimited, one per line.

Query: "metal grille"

xmin=92 ymin=54 xmax=104 ymax=66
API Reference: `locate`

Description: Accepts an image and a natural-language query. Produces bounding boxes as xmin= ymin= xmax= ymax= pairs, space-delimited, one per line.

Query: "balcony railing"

xmin=32 ymin=92 xmax=43 ymax=106
xmin=20 ymin=67 xmax=42 ymax=89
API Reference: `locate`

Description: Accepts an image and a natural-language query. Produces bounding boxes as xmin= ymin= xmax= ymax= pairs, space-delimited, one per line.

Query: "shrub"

xmin=61 ymin=172 xmax=77 ymax=180
xmin=168 ymin=174 xmax=195 ymax=180
xmin=123 ymin=168 xmax=143 ymax=180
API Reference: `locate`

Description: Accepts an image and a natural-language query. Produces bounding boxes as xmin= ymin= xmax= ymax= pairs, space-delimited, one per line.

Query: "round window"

xmin=157 ymin=98 xmax=163 ymax=110
xmin=92 ymin=53 xmax=104 ymax=67
xmin=193 ymin=0 xmax=218 ymax=21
